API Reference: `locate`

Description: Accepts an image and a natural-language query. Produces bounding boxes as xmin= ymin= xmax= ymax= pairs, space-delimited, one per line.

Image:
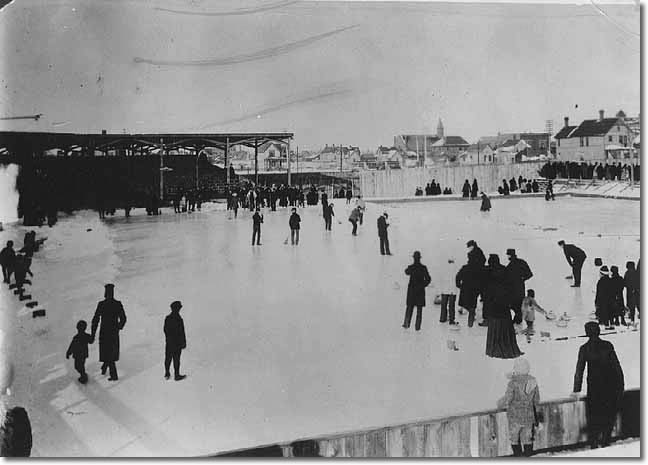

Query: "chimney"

xmin=564 ymin=117 xmax=569 ymax=128
xmin=599 ymin=109 xmax=604 ymax=122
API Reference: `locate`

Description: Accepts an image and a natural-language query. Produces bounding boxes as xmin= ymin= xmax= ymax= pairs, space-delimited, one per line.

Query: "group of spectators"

xmin=539 ymin=161 xmax=640 ymax=182
xmin=414 ymin=180 xmax=453 ymax=196
xmin=498 ymin=176 xmax=540 ymax=195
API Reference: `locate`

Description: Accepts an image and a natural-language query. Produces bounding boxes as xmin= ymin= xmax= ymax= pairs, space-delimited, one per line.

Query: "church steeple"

xmin=436 ymin=118 xmax=444 ymax=139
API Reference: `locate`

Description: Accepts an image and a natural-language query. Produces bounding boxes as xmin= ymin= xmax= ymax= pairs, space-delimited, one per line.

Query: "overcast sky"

xmin=0 ymin=0 xmax=640 ymax=150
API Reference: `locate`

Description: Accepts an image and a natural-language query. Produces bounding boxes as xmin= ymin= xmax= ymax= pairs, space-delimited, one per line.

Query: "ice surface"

xmin=0 ymin=196 xmax=640 ymax=457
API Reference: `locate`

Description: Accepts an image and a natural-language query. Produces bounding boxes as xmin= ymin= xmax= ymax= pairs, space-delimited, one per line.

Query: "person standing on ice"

xmin=609 ymin=266 xmax=627 ymax=326
xmin=594 ymin=266 xmax=614 ymax=330
xmin=0 ymin=241 xmax=15 ymax=284
xmin=572 ymin=321 xmax=624 ymax=450
xmin=497 ymin=358 xmax=540 ymax=457
xmin=321 ymin=191 xmax=328 ymax=216
xmin=466 ymin=240 xmax=486 ymax=268
xmin=323 ymin=202 xmax=334 ymax=231
xmin=558 ymin=240 xmax=587 ymax=287
xmin=91 ymin=284 xmax=127 ymax=381
xmin=402 ymin=251 xmax=431 ymax=331
xmin=164 ymin=301 xmax=187 ymax=381
xmin=484 ymin=254 xmax=523 ymax=359
xmin=377 ymin=212 xmax=391 ymax=255
xmin=462 ymin=179 xmax=470 ymax=198
xmin=252 ymin=208 xmax=263 ymax=245
xmin=471 ymin=179 xmax=479 ymax=199
xmin=345 ymin=186 xmax=353 ymax=205
xmin=624 ymin=261 xmax=639 ymax=323
xmin=66 ymin=320 xmax=93 ymax=384
xmin=439 ymin=258 xmax=459 ymax=325
xmin=479 ymin=192 xmax=491 ymax=212
xmin=505 ymin=249 xmax=533 ymax=325
xmin=348 ymin=206 xmax=361 ymax=236
xmin=289 ymin=208 xmax=301 ymax=245
xmin=456 ymin=255 xmax=482 ymax=327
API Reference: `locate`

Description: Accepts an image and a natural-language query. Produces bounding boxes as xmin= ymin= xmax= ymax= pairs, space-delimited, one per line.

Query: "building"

xmin=554 ymin=110 xmax=636 ymax=161
xmin=257 ymin=141 xmax=288 ymax=170
xmin=394 ymin=119 xmax=469 ymax=165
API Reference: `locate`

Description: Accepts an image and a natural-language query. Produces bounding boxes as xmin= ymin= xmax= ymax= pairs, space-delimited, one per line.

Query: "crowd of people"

xmin=539 ymin=161 xmax=640 ymax=182
xmin=497 ymin=176 xmax=540 ymax=195
xmin=414 ymin=180 xmax=453 ymax=196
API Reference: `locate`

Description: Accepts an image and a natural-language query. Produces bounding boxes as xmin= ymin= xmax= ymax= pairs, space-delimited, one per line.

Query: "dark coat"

xmin=289 ymin=213 xmax=301 ymax=230
xmin=323 ymin=204 xmax=334 ymax=219
xmin=0 ymin=247 xmax=15 ymax=267
xmin=456 ymin=263 xmax=482 ymax=310
xmin=66 ymin=332 xmax=93 ymax=360
xmin=377 ymin=216 xmax=389 ymax=237
xmin=610 ymin=274 xmax=625 ymax=315
xmin=91 ymin=298 xmax=127 ymax=362
xmin=595 ymin=276 xmax=615 ymax=319
xmin=483 ymin=264 xmax=512 ymax=320
xmin=164 ymin=312 xmax=186 ymax=350
xmin=480 ymin=195 xmax=491 ymax=211
xmin=506 ymin=257 xmax=533 ymax=299
xmin=573 ymin=338 xmax=624 ymax=425
xmin=252 ymin=212 xmax=263 ymax=226
xmin=563 ymin=244 xmax=586 ymax=265
xmin=468 ymin=246 xmax=486 ymax=267
xmin=624 ymin=268 xmax=639 ymax=292
xmin=462 ymin=182 xmax=470 ymax=197
xmin=405 ymin=262 xmax=431 ymax=307
xmin=0 ymin=407 xmax=32 ymax=457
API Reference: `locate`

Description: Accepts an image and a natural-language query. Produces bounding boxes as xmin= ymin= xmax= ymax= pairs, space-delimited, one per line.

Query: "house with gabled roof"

xmin=555 ymin=110 xmax=635 ymax=161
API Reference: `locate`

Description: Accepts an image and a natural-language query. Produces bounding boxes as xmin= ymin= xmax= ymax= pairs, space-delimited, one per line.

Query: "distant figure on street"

xmin=479 ymin=192 xmax=491 ymax=212
xmin=402 ymin=251 xmax=432 ymax=331
xmin=0 ymin=362 xmax=32 ymax=456
xmin=377 ymin=212 xmax=391 ymax=255
xmin=66 ymin=320 xmax=93 ymax=384
xmin=497 ymin=358 xmax=540 ymax=457
xmin=252 ymin=208 xmax=263 ymax=246
xmin=164 ymin=301 xmax=187 ymax=381
xmin=572 ymin=322 xmax=624 ymax=450
xmin=321 ymin=192 xmax=328 ymax=216
xmin=462 ymin=179 xmax=470 ymax=198
xmin=289 ymin=208 xmax=301 ymax=245
xmin=545 ymin=180 xmax=555 ymax=201
xmin=355 ymin=196 xmax=366 ymax=225
xmin=348 ymin=206 xmax=361 ymax=236
xmin=558 ymin=240 xmax=587 ymax=287
xmin=0 ymin=240 xmax=15 ymax=284
xmin=91 ymin=284 xmax=127 ymax=381
xmin=345 ymin=187 xmax=353 ymax=204
xmin=323 ymin=202 xmax=334 ymax=231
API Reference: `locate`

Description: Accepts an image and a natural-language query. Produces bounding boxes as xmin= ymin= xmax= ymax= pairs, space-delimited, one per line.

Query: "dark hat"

xmin=506 ymin=248 xmax=516 ymax=256
xmin=599 ymin=266 xmax=609 ymax=275
xmin=466 ymin=240 xmax=476 ymax=247
xmin=104 ymin=283 xmax=115 ymax=289
xmin=170 ymin=300 xmax=182 ymax=310
xmin=584 ymin=321 xmax=600 ymax=338
xmin=413 ymin=251 xmax=421 ymax=259
xmin=557 ymin=240 xmax=565 ymax=246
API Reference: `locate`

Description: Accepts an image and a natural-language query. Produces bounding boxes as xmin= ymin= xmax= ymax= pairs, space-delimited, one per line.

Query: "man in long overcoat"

xmin=506 ymin=248 xmax=533 ymax=324
xmin=403 ymin=251 xmax=431 ymax=331
xmin=377 ymin=212 xmax=391 ymax=255
xmin=572 ymin=322 xmax=624 ymax=449
xmin=164 ymin=301 xmax=187 ymax=381
xmin=91 ymin=284 xmax=127 ymax=381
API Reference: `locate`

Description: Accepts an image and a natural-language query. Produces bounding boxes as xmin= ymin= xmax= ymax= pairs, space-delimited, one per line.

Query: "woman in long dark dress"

xmin=484 ymin=254 xmax=523 ymax=359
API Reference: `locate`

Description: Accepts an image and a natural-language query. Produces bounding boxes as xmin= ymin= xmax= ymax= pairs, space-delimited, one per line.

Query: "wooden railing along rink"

xmin=217 ymin=389 xmax=639 ymax=457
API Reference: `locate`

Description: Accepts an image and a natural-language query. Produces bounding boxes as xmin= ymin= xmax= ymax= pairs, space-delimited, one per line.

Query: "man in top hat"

xmin=558 ymin=240 xmax=587 ymax=287
xmin=91 ymin=284 xmax=127 ymax=381
xmin=403 ymin=251 xmax=432 ymax=331
xmin=377 ymin=212 xmax=391 ymax=255
xmin=164 ymin=301 xmax=187 ymax=381
xmin=595 ymin=266 xmax=615 ymax=330
xmin=505 ymin=248 xmax=533 ymax=324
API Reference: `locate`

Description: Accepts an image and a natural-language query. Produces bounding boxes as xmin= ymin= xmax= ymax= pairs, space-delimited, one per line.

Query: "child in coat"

xmin=497 ymin=358 xmax=540 ymax=457
xmin=66 ymin=320 xmax=93 ymax=384
xmin=521 ymin=289 xmax=546 ymax=335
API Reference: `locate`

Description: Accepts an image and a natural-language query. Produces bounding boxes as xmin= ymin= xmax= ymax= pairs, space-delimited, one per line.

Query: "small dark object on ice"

xmin=9 ymin=283 xmax=17 ymax=289
xmin=446 ymin=340 xmax=459 ymax=351
xmin=19 ymin=294 xmax=31 ymax=301
xmin=13 ymin=289 xmax=21 ymax=295
xmin=555 ymin=336 xmax=568 ymax=341
xmin=542 ymin=227 xmax=558 ymax=231
xmin=26 ymin=301 xmax=38 ymax=308
xmin=32 ymin=309 xmax=46 ymax=318
xmin=597 ymin=234 xmax=602 ymax=237
xmin=86 ymin=228 xmax=92 ymax=232
xmin=540 ymin=331 xmax=551 ymax=338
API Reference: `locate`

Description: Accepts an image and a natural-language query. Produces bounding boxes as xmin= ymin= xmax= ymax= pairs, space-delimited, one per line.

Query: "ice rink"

xmin=0 ymin=195 xmax=640 ymax=457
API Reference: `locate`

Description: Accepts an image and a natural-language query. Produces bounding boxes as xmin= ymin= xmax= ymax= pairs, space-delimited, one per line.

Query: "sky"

xmin=0 ymin=0 xmax=640 ymax=151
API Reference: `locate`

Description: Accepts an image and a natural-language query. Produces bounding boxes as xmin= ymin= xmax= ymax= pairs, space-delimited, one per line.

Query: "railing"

xmin=216 ymin=389 xmax=639 ymax=457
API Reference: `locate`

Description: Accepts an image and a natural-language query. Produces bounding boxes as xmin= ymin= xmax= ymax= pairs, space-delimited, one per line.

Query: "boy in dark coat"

xmin=66 ymin=320 xmax=93 ymax=384
xmin=572 ymin=322 xmax=624 ymax=449
xmin=403 ymin=251 xmax=432 ymax=331
xmin=0 ymin=241 xmax=15 ymax=284
xmin=164 ymin=301 xmax=187 ymax=381
xmin=252 ymin=208 xmax=263 ymax=245
xmin=558 ymin=240 xmax=587 ymax=287
xmin=91 ymin=284 xmax=127 ymax=381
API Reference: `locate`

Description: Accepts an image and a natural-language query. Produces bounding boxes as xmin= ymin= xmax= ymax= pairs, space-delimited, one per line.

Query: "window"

xmin=586 ymin=137 xmax=589 ymax=147
xmin=609 ymin=136 xmax=613 ymax=142
xmin=580 ymin=137 xmax=584 ymax=147
xmin=558 ymin=139 xmax=560 ymax=147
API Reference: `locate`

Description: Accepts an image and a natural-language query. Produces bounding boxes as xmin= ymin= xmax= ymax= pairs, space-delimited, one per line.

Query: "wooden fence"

xmin=217 ymin=389 xmax=639 ymax=457
xmin=358 ymin=163 xmax=545 ymax=198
